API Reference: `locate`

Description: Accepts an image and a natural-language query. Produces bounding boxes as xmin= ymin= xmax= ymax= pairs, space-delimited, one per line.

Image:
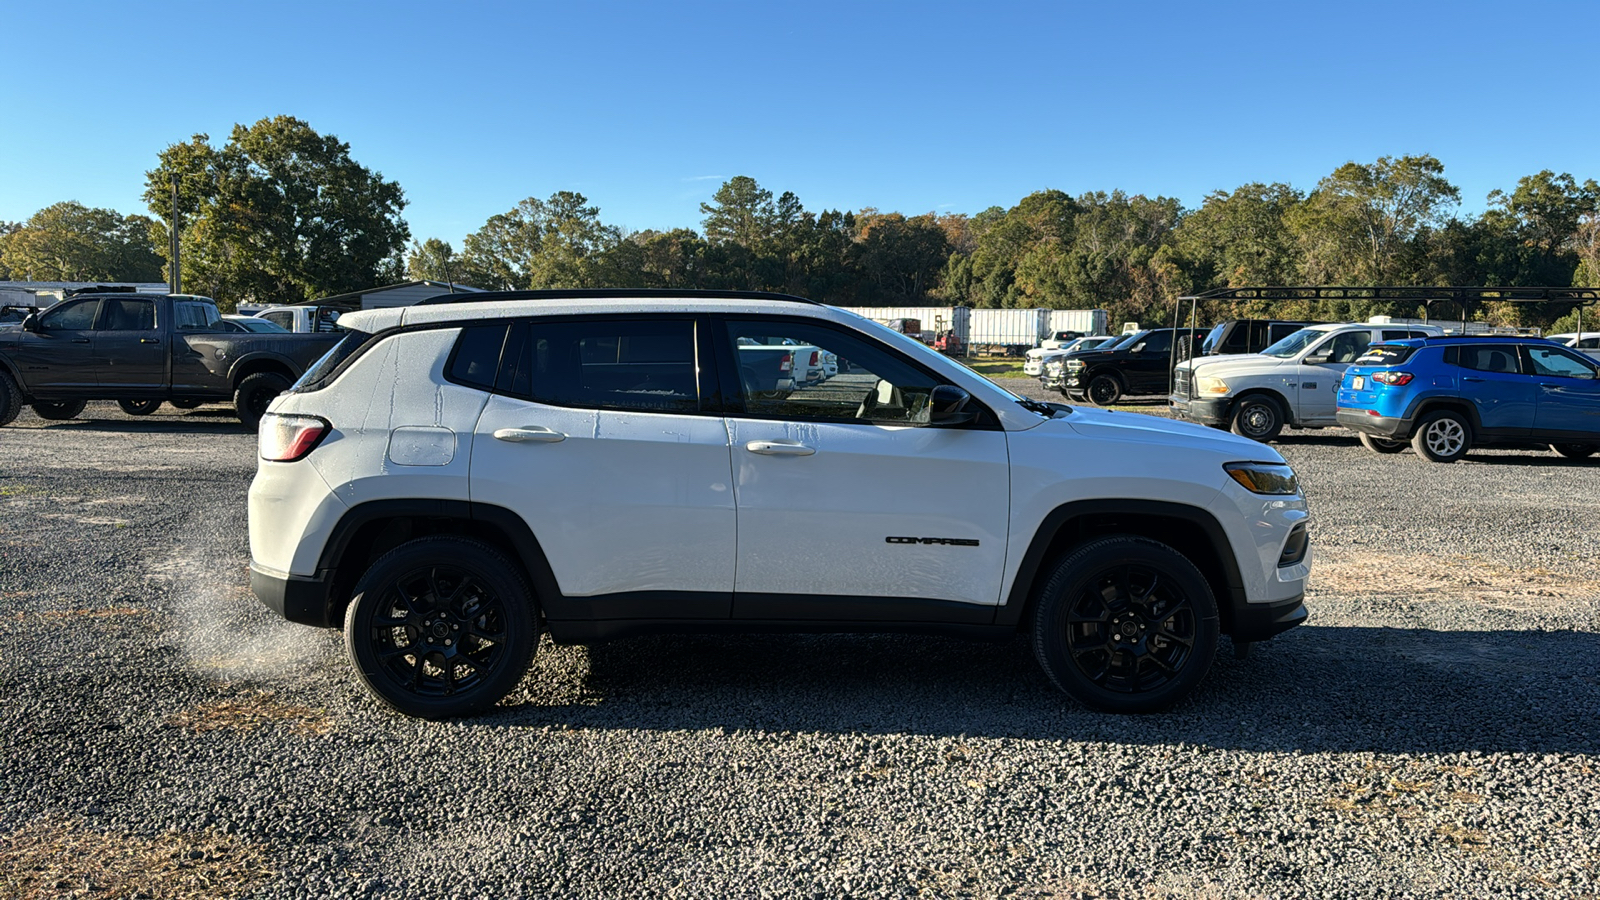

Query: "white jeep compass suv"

xmin=249 ymin=290 xmax=1310 ymax=718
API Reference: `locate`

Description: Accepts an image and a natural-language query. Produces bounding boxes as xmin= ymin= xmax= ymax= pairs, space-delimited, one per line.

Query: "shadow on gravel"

xmin=30 ymin=416 xmax=250 ymax=435
xmin=486 ymin=625 xmax=1599 ymax=755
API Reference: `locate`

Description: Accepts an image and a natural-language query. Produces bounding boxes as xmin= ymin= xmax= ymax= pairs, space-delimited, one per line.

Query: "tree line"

xmin=3 ymin=116 xmax=1596 ymax=331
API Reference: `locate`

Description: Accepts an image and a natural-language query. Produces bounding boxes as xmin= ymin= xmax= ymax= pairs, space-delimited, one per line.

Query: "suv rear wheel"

xmin=1031 ymin=536 xmax=1219 ymax=713
xmin=1411 ymin=410 xmax=1470 ymax=463
xmin=1230 ymin=395 xmax=1284 ymax=442
xmin=344 ymin=537 xmax=538 ymax=719
xmin=1551 ymin=443 xmax=1597 ymax=459
xmin=118 ymin=399 xmax=162 ymax=416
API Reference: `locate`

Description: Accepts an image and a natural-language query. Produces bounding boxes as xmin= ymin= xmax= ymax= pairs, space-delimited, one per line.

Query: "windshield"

xmin=1261 ymin=328 xmax=1324 ymax=359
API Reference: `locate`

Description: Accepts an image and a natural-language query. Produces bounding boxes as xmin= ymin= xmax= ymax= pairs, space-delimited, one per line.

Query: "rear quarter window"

xmin=446 ymin=324 xmax=511 ymax=390
xmin=1354 ymin=344 xmax=1416 ymax=366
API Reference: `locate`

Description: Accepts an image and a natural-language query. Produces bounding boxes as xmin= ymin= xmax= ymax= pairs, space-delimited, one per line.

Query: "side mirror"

xmin=929 ymin=385 xmax=977 ymax=425
xmin=21 ymin=314 xmax=39 ymax=333
xmin=1130 ymin=343 xmax=1147 ymax=354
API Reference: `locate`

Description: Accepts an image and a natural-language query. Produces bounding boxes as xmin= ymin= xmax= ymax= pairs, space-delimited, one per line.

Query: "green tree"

xmin=406 ymin=238 xmax=459 ymax=283
xmin=145 ymin=116 xmax=410 ymax=307
xmin=700 ymin=176 xmax=778 ymax=248
xmin=0 ymin=202 xmax=163 ymax=282
xmin=0 ymin=221 xmax=21 ymax=280
xmin=850 ymin=211 xmax=950 ymax=302
xmin=459 ymin=191 xmax=622 ymax=290
xmin=1287 ymin=154 xmax=1460 ymax=285
xmin=1481 ymin=170 xmax=1598 ymax=285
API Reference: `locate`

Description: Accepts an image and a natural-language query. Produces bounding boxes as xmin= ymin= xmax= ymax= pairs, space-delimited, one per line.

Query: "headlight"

xmin=1065 ymin=359 xmax=1084 ymax=370
xmin=1196 ymin=375 xmax=1230 ymax=395
xmin=1045 ymin=360 xmax=1062 ymax=373
xmin=1223 ymin=462 xmax=1299 ymax=495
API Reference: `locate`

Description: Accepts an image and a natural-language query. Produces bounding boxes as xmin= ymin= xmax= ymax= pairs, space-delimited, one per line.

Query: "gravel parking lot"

xmin=2 ymin=397 xmax=1597 ymax=899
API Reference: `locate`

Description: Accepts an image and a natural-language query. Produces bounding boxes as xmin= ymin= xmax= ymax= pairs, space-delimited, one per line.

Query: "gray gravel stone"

xmin=0 ymin=399 xmax=1595 ymax=898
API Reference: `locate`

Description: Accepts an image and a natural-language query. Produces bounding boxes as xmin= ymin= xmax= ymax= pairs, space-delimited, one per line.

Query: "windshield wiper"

xmin=1016 ymin=397 xmax=1069 ymax=417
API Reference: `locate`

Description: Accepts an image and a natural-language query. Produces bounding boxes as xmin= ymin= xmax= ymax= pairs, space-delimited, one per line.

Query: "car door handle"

xmin=1462 ymin=377 xmax=1484 ymax=382
xmin=140 ymin=338 xmax=160 ymax=344
xmin=746 ymin=440 xmax=815 ymax=456
xmin=71 ymin=338 xmax=90 ymax=344
xmin=493 ymin=426 xmax=566 ymax=443
xmin=1540 ymin=383 xmax=1560 ymax=389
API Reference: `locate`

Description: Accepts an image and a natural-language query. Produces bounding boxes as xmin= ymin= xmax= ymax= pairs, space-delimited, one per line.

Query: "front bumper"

xmin=1229 ymin=593 xmax=1308 ymax=642
xmin=1336 ymin=409 xmax=1410 ymax=439
xmin=251 ymin=563 xmax=335 ymax=627
xmin=1169 ymin=395 xmax=1233 ymax=427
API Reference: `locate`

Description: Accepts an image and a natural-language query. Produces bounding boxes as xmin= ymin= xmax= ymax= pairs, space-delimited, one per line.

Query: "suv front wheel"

xmin=1031 ymin=536 xmax=1220 ymax=713
xmin=344 ymin=537 xmax=538 ymax=718
xmin=1411 ymin=410 xmax=1471 ymax=463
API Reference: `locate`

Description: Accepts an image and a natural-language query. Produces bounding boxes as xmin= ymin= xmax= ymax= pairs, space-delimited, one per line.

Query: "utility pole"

xmin=168 ymin=174 xmax=181 ymax=294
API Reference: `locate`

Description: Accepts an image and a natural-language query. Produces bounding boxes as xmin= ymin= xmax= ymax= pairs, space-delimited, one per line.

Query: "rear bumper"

xmin=1336 ymin=409 xmax=1410 ymax=439
xmin=1170 ymin=395 xmax=1232 ymax=427
xmin=1229 ymin=594 xmax=1308 ymax=642
xmin=250 ymin=563 xmax=334 ymax=627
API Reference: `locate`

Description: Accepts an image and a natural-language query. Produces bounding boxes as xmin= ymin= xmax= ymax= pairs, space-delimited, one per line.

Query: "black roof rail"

xmin=412 ymin=288 xmax=824 ymax=307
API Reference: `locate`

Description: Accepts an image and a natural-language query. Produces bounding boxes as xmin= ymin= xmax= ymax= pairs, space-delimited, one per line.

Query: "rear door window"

xmin=509 ymin=318 xmax=701 ymax=414
xmin=1457 ymin=345 xmax=1522 ymax=374
xmin=96 ymin=298 xmax=156 ymax=331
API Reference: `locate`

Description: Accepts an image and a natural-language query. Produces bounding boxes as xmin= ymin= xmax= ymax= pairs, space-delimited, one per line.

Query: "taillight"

xmin=259 ymin=413 xmax=331 ymax=462
xmin=809 ymin=351 xmax=819 ymax=366
xmin=1373 ymin=371 xmax=1413 ymax=385
xmin=780 ymin=353 xmax=792 ymax=372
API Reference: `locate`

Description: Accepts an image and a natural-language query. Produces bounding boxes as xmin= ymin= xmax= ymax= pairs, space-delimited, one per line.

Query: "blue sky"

xmin=2 ymin=0 xmax=1595 ymax=247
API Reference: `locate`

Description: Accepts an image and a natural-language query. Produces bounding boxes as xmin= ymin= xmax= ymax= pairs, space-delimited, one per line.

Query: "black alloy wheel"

xmin=345 ymin=537 xmax=536 ymax=718
xmin=233 ymin=372 xmax=291 ymax=430
xmin=1230 ymin=395 xmax=1283 ymax=442
xmin=118 ymin=399 xmax=163 ymax=416
xmin=1411 ymin=410 xmax=1471 ymax=463
xmin=1358 ymin=432 xmax=1407 ymax=454
xmin=1086 ymin=373 xmax=1123 ymax=406
xmin=170 ymin=399 xmax=204 ymax=410
xmin=1551 ymin=443 xmax=1597 ymax=459
xmin=30 ymin=400 xmax=87 ymax=421
xmin=1032 ymin=536 xmax=1219 ymax=713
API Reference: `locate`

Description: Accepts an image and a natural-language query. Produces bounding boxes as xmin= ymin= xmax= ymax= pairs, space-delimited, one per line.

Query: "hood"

xmin=1175 ymin=352 xmax=1290 ymax=377
xmin=1054 ymin=405 xmax=1287 ymax=461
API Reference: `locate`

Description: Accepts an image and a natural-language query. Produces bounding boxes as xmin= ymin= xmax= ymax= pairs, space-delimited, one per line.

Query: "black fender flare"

xmin=226 ymin=351 xmax=302 ymax=387
xmin=993 ymin=498 xmax=1247 ymax=629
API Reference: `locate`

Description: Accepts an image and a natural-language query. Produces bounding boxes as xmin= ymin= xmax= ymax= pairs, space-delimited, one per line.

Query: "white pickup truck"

xmin=253 ymin=305 xmax=344 ymax=334
xmin=1169 ymin=321 xmax=1443 ymax=441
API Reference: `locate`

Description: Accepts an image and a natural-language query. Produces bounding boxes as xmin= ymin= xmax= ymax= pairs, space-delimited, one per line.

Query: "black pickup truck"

xmin=1043 ymin=327 xmax=1207 ymax=405
xmin=0 ymin=293 xmax=342 ymax=429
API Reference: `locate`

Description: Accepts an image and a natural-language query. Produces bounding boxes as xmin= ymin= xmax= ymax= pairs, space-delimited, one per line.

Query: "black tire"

xmin=1086 ymin=373 xmax=1123 ymax=406
xmin=1358 ymin=432 xmax=1407 ymax=454
xmin=118 ymin=399 xmax=163 ymax=416
xmin=1551 ymin=443 xmax=1597 ymax=459
xmin=233 ymin=372 xmax=291 ymax=430
xmin=170 ymin=399 xmax=204 ymax=410
xmin=31 ymin=400 xmax=87 ymax=421
xmin=1411 ymin=410 xmax=1471 ymax=463
xmin=1230 ymin=394 xmax=1284 ymax=442
xmin=0 ymin=371 xmax=21 ymax=427
xmin=344 ymin=537 xmax=538 ymax=719
xmin=1031 ymin=535 xmax=1220 ymax=713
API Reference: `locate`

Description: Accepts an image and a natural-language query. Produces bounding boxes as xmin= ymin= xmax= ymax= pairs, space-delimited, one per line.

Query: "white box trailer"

xmin=838 ymin=306 xmax=962 ymax=340
xmin=1048 ymin=309 xmax=1110 ymax=337
xmin=967 ymin=308 xmax=1050 ymax=351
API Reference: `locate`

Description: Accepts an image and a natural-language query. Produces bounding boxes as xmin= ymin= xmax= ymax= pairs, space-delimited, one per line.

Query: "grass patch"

xmin=167 ymin=690 xmax=331 ymax=736
xmin=960 ymin=359 xmax=1028 ymax=377
xmin=0 ymin=820 xmax=274 ymax=899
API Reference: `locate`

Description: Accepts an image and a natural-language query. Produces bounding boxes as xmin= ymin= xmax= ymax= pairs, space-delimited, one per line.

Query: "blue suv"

xmin=1336 ymin=336 xmax=1600 ymax=462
